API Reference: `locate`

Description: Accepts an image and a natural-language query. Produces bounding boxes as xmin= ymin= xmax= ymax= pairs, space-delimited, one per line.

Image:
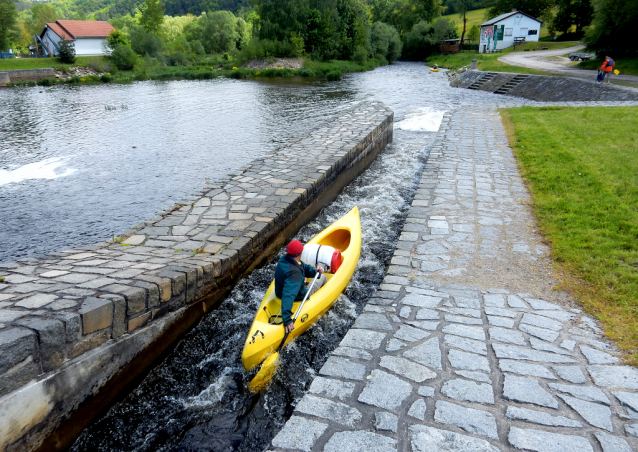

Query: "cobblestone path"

xmin=270 ymin=106 xmax=638 ymax=451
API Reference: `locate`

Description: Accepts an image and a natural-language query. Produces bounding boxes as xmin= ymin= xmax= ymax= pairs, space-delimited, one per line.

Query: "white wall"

xmin=74 ymin=38 xmax=108 ymax=56
xmin=479 ymin=14 xmax=541 ymax=53
xmin=41 ymin=29 xmax=63 ymax=57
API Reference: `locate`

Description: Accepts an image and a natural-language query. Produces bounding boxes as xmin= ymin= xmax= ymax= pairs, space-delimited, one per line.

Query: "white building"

xmin=39 ymin=20 xmax=115 ymax=57
xmin=479 ymin=11 xmax=542 ymax=54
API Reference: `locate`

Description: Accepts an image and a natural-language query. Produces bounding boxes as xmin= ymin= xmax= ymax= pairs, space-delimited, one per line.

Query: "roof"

xmin=481 ymin=11 xmax=542 ymax=27
xmin=41 ymin=20 xmax=115 ymax=40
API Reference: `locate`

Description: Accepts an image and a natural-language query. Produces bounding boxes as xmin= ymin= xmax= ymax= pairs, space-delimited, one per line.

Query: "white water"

xmin=0 ymin=157 xmax=77 ymax=186
xmin=395 ymin=107 xmax=445 ymax=132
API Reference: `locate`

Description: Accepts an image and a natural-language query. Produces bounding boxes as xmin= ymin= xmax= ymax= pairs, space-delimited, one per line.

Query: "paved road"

xmin=270 ymin=102 xmax=638 ymax=451
xmin=498 ymin=44 xmax=638 ymax=86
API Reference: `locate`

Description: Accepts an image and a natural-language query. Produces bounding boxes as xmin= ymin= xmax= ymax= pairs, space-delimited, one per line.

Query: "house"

xmin=39 ymin=20 xmax=115 ymax=57
xmin=479 ymin=11 xmax=542 ymax=54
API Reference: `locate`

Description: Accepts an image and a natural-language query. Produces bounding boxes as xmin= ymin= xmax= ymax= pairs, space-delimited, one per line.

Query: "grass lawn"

xmin=577 ymin=57 xmax=638 ymax=77
xmin=0 ymin=56 xmax=95 ymax=71
xmin=501 ymin=106 xmax=638 ymax=364
xmin=426 ymin=42 xmax=579 ymax=74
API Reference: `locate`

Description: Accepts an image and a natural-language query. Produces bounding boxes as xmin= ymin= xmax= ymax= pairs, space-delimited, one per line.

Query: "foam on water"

xmin=396 ymin=107 xmax=445 ymax=132
xmin=0 ymin=157 xmax=77 ymax=186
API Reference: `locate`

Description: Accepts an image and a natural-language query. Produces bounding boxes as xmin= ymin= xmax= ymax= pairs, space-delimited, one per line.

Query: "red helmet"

xmin=287 ymin=240 xmax=304 ymax=256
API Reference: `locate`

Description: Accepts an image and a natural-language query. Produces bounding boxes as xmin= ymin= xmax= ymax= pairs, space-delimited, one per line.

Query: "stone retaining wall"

xmin=451 ymin=70 xmax=638 ymax=101
xmin=0 ymin=68 xmax=55 ymax=86
xmin=0 ymin=101 xmax=393 ymax=452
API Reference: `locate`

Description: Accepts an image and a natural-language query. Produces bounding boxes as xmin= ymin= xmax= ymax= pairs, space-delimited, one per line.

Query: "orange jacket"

xmin=601 ymin=59 xmax=615 ymax=72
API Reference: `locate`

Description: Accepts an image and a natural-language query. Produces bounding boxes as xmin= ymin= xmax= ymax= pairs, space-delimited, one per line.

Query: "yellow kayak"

xmin=242 ymin=206 xmax=362 ymax=372
xmin=429 ymin=68 xmax=439 ymax=72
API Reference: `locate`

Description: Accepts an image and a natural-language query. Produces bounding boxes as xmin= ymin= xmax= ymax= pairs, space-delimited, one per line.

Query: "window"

xmin=528 ymin=29 xmax=538 ymax=35
xmin=519 ymin=28 xmax=528 ymax=36
xmin=505 ymin=28 xmax=513 ymax=36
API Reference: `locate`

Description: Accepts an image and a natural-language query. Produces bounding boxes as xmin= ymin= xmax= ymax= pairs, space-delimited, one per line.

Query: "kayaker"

xmin=599 ymin=55 xmax=615 ymax=85
xmin=275 ymin=240 xmax=327 ymax=333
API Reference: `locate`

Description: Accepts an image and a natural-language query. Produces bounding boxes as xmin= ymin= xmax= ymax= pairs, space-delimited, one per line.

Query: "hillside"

xmin=442 ymin=7 xmax=551 ymax=39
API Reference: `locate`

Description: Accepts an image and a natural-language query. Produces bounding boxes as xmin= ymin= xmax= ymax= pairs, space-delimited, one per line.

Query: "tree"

xmin=57 ymin=40 xmax=76 ymax=63
xmin=106 ymin=29 xmax=130 ymax=51
xmin=368 ymin=0 xmax=444 ymax=35
xmin=585 ymin=0 xmax=638 ymax=55
xmin=139 ymin=0 xmax=165 ymax=33
xmin=184 ymin=10 xmax=239 ymax=53
xmin=26 ymin=3 xmax=58 ymax=39
xmin=551 ymin=0 xmax=593 ymax=34
xmin=0 ymin=0 xmax=18 ymax=51
xmin=488 ymin=0 xmax=554 ymax=21
xmin=110 ymin=44 xmax=138 ymax=69
xmin=255 ymin=0 xmax=310 ymax=41
xmin=402 ymin=17 xmax=457 ymax=59
xmin=467 ymin=23 xmax=479 ymax=42
xmin=370 ymin=21 xmax=402 ymax=62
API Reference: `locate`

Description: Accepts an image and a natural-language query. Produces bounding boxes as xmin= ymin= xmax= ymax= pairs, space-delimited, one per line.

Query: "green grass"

xmin=577 ymin=58 xmax=638 ymax=77
xmin=501 ymin=106 xmax=638 ymax=363
xmin=426 ymin=42 xmax=578 ymax=74
xmin=442 ymin=7 xmax=552 ymax=39
xmin=0 ymin=56 xmax=95 ymax=71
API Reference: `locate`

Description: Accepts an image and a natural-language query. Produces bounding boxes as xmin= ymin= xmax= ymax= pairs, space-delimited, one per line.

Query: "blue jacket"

xmin=274 ymin=254 xmax=319 ymax=326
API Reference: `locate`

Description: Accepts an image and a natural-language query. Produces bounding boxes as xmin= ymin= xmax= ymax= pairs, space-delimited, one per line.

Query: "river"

xmin=1 ymin=62 xmax=509 ymax=450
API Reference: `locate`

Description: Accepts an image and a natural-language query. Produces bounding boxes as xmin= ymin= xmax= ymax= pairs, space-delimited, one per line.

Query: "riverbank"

xmin=0 ymin=56 xmax=381 ymax=87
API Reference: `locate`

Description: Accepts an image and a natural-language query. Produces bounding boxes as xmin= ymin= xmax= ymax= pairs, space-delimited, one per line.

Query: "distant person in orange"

xmin=599 ymin=55 xmax=615 ymax=85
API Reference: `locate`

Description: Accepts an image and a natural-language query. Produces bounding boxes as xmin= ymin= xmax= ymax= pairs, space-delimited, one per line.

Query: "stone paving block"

xmin=0 ymin=310 xmax=29 ymax=323
xmin=557 ymin=394 xmax=613 ymax=431
xmin=308 ymin=376 xmax=355 ymax=401
xmin=415 ymin=308 xmax=438 ymax=320
xmin=455 ymin=370 xmax=491 ymax=383
xmin=403 ymin=337 xmax=441 ymax=370
xmin=271 ymin=416 xmax=328 ymax=452
xmin=524 ymin=299 xmax=563 ymax=311
xmin=445 ymin=314 xmax=482 ymax=325
xmin=442 ymin=324 xmax=485 ymax=341
xmin=530 ymin=338 xmax=573 ymax=356
xmin=626 ymin=424 xmax=638 ymax=437
xmin=394 ymin=325 xmax=429 ymax=342
xmin=521 ymin=313 xmax=563 ymax=331
xmin=508 ymin=427 xmax=593 ymax=452
xmin=487 ymin=315 xmax=515 ymax=328
xmin=102 ymin=284 xmax=146 ymax=316
xmin=353 ymin=313 xmax=393 ymax=331
xmin=0 ymin=327 xmax=37 ymax=373
xmin=340 ymin=329 xmax=387 ymax=350
xmin=580 ymin=346 xmax=619 ymax=364
xmin=358 ymin=370 xmax=413 ymax=410
xmin=588 ymin=365 xmax=638 ymax=390
xmin=503 ymin=375 xmax=558 ymax=408
xmin=320 ymin=356 xmax=366 ymax=381
xmin=444 ymin=334 xmax=487 ymax=355
xmin=14 ymin=293 xmax=58 ymax=309
xmin=295 ymin=394 xmax=361 ymax=427
xmin=441 ymin=379 xmax=494 ymax=404
xmin=409 ymin=425 xmax=500 ymax=452
xmin=489 ymin=327 xmax=526 ymax=345
xmin=434 ymin=400 xmax=498 ymax=439
xmin=374 ymin=412 xmax=398 ymax=432
xmin=533 ymin=310 xmax=577 ymax=322
xmin=483 ymin=294 xmax=505 ymax=307
xmin=548 ymin=383 xmax=609 ymax=405
xmin=594 ymin=432 xmax=632 ymax=452
xmin=408 ymin=399 xmax=427 ymax=420
xmin=493 ymin=344 xmax=577 ymax=363
xmin=323 ymin=431 xmax=396 ymax=452
xmin=507 ymin=295 xmax=528 ymax=308
xmin=448 ymin=349 xmax=490 ymax=372
xmin=51 ymin=311 xmax=81 ymax=343
xmin=78 ymin=297 xmax=114 ymax=334
xmin=385 ymin=339 xmax=406 ymax=352
xmin=506 ymin=406 xmax=582 ymax=427
xmin=401 ymin=293 xmax=442 ymax=308
xmin=332 ymin=346 xmax=373 ymax=361
xmin=406 ymin=320 xmax=439 ymax=331
xmin=551 ymin=366 xmax=585 ymax=384
xmin=499 ymin=360 xmax=556 ymax=379
xmin=15 ymin=317 xmax=65 ymax=371
xmin=379 ymin=356 xmax=437 ymax=382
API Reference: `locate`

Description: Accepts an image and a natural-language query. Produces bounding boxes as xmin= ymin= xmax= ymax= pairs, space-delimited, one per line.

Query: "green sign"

xmin=495 ymin=25 xmax=504 ymax=41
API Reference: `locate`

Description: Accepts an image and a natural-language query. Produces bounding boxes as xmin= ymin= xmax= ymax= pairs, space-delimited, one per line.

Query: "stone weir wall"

xmin=0 ymin=101 xmax=394 ymax=452
xmin=0 ymin=68 xmax=55 ymax=86
xmin=451 ymin=70 xmax=638 ymax=102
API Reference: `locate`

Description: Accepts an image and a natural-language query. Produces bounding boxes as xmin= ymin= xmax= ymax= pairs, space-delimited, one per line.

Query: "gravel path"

xmin=269 ymin=102 xmax=638 ymax=451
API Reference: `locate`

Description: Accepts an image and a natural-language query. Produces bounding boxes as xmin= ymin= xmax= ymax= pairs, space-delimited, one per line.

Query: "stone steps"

xmin=495 ymin=75 xmax=530 ymax=95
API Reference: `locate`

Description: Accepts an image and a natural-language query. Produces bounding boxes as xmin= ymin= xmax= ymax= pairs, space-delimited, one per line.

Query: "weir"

xmin=0 ymin=101 xmax=393 ymax=452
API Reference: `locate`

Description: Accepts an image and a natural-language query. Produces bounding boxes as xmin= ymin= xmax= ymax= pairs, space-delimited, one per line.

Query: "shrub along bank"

xmin=501 ymin=106 xmax=638 ymax=364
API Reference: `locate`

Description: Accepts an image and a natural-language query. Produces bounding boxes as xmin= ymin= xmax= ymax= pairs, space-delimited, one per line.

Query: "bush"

xmin=191 ymin=40 xmax=205 ymax=55
xmin=353 ymin=45 xmax=367 ymax=64
xmin=38 ymin=78 xmax=54 ymax=86
xmin=326 ymin=70 xmax=342 ymax=81
xmin=167 ymin=52 xmax=190 ymax=66
xmin=88 ymin=57 xmax=112 ymax=73
xmin=57 ymin=40 xmax=76 ymax=64
xmin=110 ymin=45 xmax=138 ymax=70
xmin=100 ymin=74 xmax=112 ymax=83
xmin=370 ymin=22 xmax=402 ymax=63
xmin=70 ymin=75 xmax=81 ymax=84
xmin=131 ymin=29 xmax=164 ymax=57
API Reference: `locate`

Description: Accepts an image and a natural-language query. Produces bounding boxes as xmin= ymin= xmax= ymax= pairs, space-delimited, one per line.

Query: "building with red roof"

xmin=39 ymin=20 xmax=116 ymax=57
